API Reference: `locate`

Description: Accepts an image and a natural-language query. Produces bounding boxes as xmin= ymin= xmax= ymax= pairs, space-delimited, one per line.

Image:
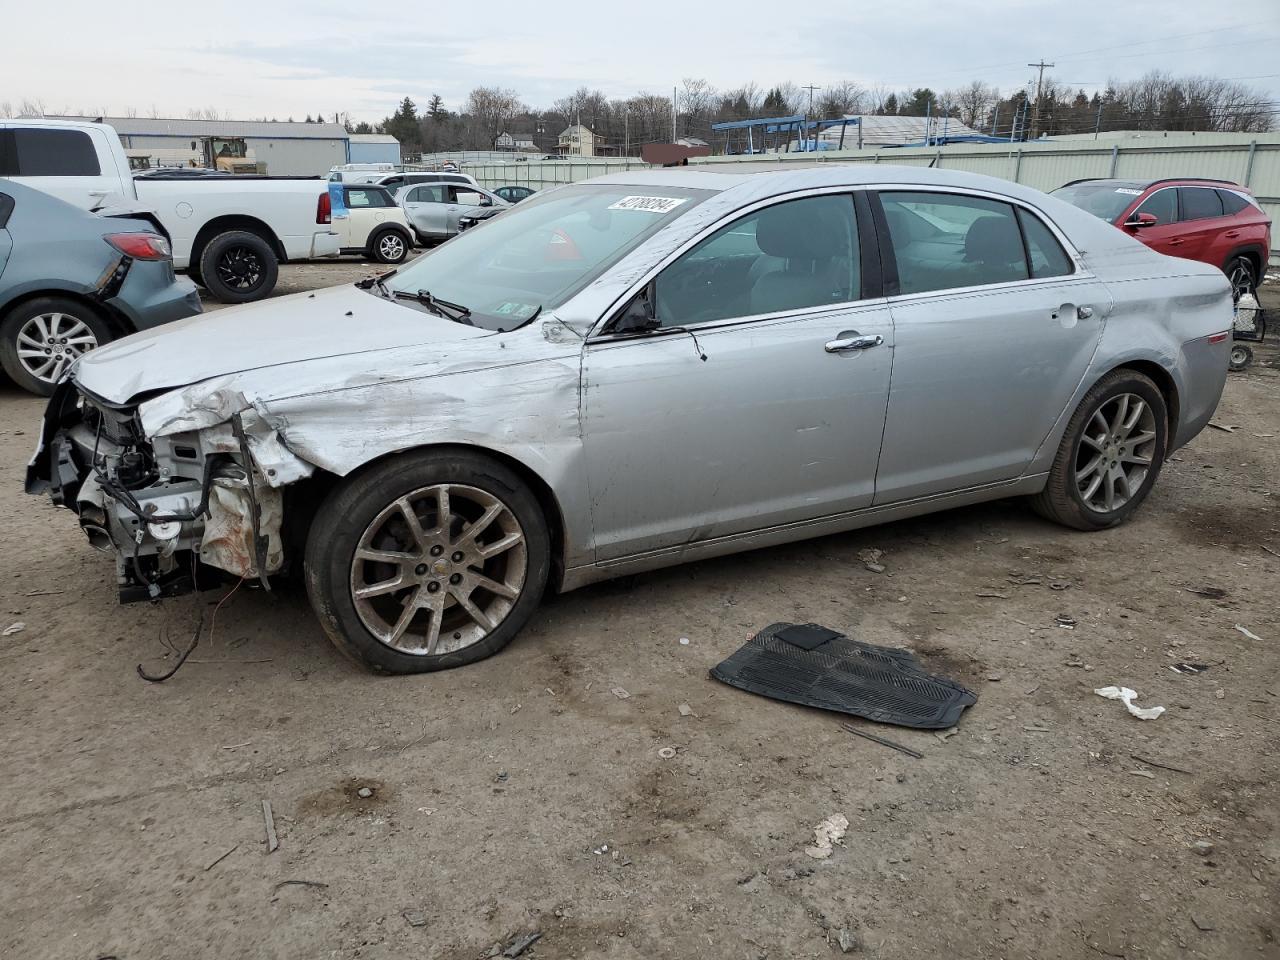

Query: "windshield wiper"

xmin=390 ymin=289 xmax=474 ymax=325
xmin=355 ymin=271 xmax=397 ymax=299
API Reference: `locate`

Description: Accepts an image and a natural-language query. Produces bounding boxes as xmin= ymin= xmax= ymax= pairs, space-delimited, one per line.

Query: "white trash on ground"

xmin=1094 ymin=685 xmax=1165 ymax=720
xmin=804 ymin=813 xmax=849 ymax=860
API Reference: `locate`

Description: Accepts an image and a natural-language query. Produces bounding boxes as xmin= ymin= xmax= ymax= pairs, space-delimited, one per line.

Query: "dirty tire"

xmin=369 ymin=228 xmax=410 ymax=264
xmin=0 ymin=296 xmax=113 ymax=397
xmin=1229 ymin=343 xmax=1253 ymax=371
xmin=304 ymin=449 xmax=551 ymax=674
xmin=1224 ymin=254 xmax=1256 ymax=303
xmin=198 ymin=229 xmax=278 ymax=304
xmin=1031 ymin=369 xmax=1168 ymax=531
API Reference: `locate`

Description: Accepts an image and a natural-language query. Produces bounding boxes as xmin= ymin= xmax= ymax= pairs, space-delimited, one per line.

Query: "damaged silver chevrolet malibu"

xmin=27 ymin=166 xmax=1233 ymax=673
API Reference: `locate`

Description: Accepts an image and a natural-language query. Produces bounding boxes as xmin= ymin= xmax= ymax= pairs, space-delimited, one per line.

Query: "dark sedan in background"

xmin=0 ymin=179 xmax=201 ymax=395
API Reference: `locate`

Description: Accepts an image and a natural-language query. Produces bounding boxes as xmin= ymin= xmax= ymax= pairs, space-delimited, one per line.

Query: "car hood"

xmin=73 ymin=283 xmax=490 ymax=404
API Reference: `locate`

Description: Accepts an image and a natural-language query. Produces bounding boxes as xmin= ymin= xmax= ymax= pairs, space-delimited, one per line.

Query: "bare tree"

xmin=465 ymin=86 xmax=526 ymax=148
xmin=946 ymin=81 xmax=997 ymax=129
xmin=817 ymin=81 xmax=865 ymax=118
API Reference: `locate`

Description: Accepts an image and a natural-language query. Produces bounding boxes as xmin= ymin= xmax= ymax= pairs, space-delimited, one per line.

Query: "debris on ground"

xmin=678 ymin=636 xmax=690 ymax=645
xmin=1190 ymin=839 xmax=1215 ymax=856
xmin=857 ymin=548 xmax=885 ymax=573
xmin=1130 ymin=753 xmax=1193 ymax=775
xmin=711 ymin=623 xmax=976 ymax=729
xmin=677 ymin=703 xmax=693 ymax=717
xmin=1055 ymin=614 xmax=1077 ymax=629
xmin=1215 ymin=688 xmax=1226 ymax=700
xmin=262 ymin=799 xmax=279 ymax=853
xmin=1207 ymin=421 xmax=1237 ymax=432
xmin=1094 ymin=686 xmax=1165 ymax=720
xmin=1048 ymin=579 xmax=1071 ymax=591
xmin=804 ymin=813 xmax=849 ymax=860
xmin=2 ymin=622 xmax=25 ymax=637
xmin=836 ymin=927 xmax=862 ymax=953
xmin=657 ymin=746 xmax=677 ymax=760
xmin=357 ymin=786 xmax=375 ymax=798
xmin=498 ymin=932 xmax=542 ymax=958
xmin=1191 ymin=914 xmax=1215 ymax=932
xmin=1234 ymin=624 xmax=1267 ymax=643
xmin=403 ymin=909 xmax=428 ymax=927
xmin=1185 ymin=586 xmax=1228 ymax=599
xmin=203 ymin=844 xmax=238 ymax=872
xmin=1170 ymin=663 xmax=1211 ymax=675
xmin=272 ymin=879 xmax=328 ymax=892
xmin=136 ymin=615 xmax=203 ymax=683
xmin=839 ymin=722 xmax=923 ymax=759
xmin=934 ymin=727 xmax=958 ymax=743
xmin=976 ymin=591 xmax=1010 ymax=599
xmin=610 ymin=686 xmax=631 ymax=700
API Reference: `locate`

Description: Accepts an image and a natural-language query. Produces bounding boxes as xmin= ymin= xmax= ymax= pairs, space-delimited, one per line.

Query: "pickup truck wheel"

xmin=0 ymin=297 xmax=113 ymax=396
xmin=199 ymin=230 xmax=278 ymax=303
xmin=304 ymin=450 xmax=551 ymax=674
xmin=369 ymin=228 xmax=410 ymax=264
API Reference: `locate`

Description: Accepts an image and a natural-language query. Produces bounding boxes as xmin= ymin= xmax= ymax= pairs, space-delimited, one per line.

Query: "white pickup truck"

xmin=1 ymin=118 xmax=340 ymax=302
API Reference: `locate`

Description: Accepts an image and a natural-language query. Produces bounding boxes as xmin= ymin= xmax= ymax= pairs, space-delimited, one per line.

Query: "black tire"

xmin=0 ymin=296 xmax=114 ymax=396
xmin=368 ymin=228 xmax=411 ymax=264
xmin=198 ymin=229 xmax=279 ymax=303
xmin=1031 ymin=369 xmax=1168 ymax=531
xmin=304 ymin=449 xmax=551 ymax=674
xmin=1229 ymin=343 xmax=1253 ymax=371
xmin=1224 ymin=255 xmax=1256 ymax=304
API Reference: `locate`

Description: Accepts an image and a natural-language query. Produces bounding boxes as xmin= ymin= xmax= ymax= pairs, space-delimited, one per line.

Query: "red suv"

xmin=1051 ymin=177 xmax=1271 ymax=301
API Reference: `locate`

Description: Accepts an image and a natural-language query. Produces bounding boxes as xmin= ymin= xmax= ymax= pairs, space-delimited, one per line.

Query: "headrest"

xmin=964 ymin=216 xmax=1024 ymax=265
xmin=755 ymin=202 xmax=848 ymax=260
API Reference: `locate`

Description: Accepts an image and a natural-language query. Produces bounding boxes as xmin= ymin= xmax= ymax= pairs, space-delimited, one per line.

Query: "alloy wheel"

xmin=15 ymin=312 xmax=99 ymax=384
xmin=1074 ymin=393 xmax=1158 ymax=513
xmin=378 ymin=234 xmax=405 ymax=261
xmin=216 ymin=246 xmax=265 ymax=291
xmin=350 ymin=484 xmax=527 ymax=655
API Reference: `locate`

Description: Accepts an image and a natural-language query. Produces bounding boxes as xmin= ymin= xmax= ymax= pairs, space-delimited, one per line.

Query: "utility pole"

xmin=802 ymin=84 xmax=820 ymax=114
xmin=624 ymin=104 xmax=629 ymax=157
xmin=1027 ymin=60 xmax=1054 ymax=140
xmin=672 ymin=85 xmax=678 ymax=142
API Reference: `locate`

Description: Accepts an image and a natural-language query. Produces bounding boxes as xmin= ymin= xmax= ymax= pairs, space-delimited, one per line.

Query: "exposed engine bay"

xmin=26 ymin=381 xmax=296 ymax=602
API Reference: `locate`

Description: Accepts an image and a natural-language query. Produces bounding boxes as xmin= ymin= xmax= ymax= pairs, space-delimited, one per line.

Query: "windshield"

xmin=383 ymin=182 xmax=713 ymax=330
xmin=1050 ymin=182 xmax=1146 ymax=223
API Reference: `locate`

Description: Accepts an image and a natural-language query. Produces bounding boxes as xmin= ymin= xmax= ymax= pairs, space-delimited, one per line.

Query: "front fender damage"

xmin=137 ymin=388 xmax=316 ymax=580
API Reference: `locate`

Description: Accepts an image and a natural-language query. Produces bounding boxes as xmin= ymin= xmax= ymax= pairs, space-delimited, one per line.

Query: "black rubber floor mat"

xmin=710 ymin=622 xmax=977 ymax=729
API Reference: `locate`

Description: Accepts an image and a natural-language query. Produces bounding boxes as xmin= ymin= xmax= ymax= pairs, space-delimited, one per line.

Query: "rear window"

xmin=1050 ymin=182 xmax=1146 ymax=223
xmin=1180 ymin=187 xmax=1223 ymax=221
xmin=9 ymin=128 xmax=101 ymax=177
xmin=346 ymin=187 xmax=392 ymax=208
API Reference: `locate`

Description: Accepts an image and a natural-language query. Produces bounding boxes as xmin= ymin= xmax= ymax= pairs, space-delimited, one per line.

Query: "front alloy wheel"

xmin=351 ymin=484 xmax=527 ymax=655
xmin=305 ymin=450 xmax=551 ymax=674
xmin=16 ymin=311 xmax=99 ymax=385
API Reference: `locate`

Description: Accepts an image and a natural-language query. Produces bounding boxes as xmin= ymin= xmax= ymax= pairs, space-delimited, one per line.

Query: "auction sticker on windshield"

xmin=608 ymin=196 xmax=690 ymax=213
xmin=1114 ymin=188 xmax=1144 ymax=195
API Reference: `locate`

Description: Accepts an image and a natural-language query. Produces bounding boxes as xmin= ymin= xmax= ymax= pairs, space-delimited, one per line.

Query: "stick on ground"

xmin=262 ymin=800 xmax=279 ymax=853
xmin=839 ymin=722 xmax=924 ymax=759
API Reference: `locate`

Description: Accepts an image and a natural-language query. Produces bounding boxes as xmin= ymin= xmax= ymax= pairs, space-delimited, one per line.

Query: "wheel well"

xmin=0 ymin=290 xmax=131 ymax=339
xmin=280 ymin=443 xmax=570 ymax=593
xmin=1223 ymin=245 xmax=1265 ymax=280
xmin=369 ymin=224 xmax=412 ymax=245
xmin=190 ymin=216 xmax=286 ymax=269
xmin=1111 ymin=360 xmax=1180 ymax=438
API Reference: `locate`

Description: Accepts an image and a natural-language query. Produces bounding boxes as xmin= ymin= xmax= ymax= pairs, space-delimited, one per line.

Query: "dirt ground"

xmin=1 ymin=264 xmax=1277 ymax=960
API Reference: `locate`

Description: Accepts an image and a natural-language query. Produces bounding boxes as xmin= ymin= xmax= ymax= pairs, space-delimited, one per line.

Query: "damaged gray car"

xmin=27 ymin=166 xmax=1233 ymax=674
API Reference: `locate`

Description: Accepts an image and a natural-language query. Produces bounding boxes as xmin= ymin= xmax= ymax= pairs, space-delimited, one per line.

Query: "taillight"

xmin=105 ymin=232 xmax=171 ymax=260
xmin=317 ymin=191 xmax=331 ymax=224
xmin=1207 ymin=332 xmax=1230 ymax=344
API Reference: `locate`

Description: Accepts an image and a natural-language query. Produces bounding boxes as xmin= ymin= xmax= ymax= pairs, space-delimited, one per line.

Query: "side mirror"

xmin=480 ymin=197 xmax=493 ymax=207
xmin=612 ymin=286 xmax=657 ymax=334
xmin=1125 ymin=211 xmax=1158 ymax=229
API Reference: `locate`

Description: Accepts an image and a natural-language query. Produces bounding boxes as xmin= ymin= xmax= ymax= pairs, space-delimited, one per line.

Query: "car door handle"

xmin=1168 ymin=238 xmax=1184 ymax=246
xmin=825 ymin=334 xmax=883 ymax=353
xmin=1224 ymin=230 xmax=1240 ymax=238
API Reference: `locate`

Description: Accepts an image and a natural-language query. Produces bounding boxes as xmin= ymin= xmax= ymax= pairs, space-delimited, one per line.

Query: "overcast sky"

xmin=3 ymin=0 xmax=1277 ymax=122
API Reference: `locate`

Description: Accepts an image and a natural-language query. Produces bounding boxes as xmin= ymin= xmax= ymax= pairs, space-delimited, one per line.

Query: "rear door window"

xmin=880 ymin=191 xmax=1028 ymax=294
xmin=1179 ymin=187 xmax=1223 ymax=221
xmin=1218 ymin=190 xmax=1251 ymax=215
xmin=11 ymin=128 xmax=101 ymax=176
xmin=1016 ymin=208 xmax=1074 ymax=279
xmin=1134 ymin=188 xmax=1177 ymax=225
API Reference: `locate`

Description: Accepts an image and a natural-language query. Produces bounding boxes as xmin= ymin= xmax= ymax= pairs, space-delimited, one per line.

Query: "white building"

xmin=557 ymin=124 xmax=595 ymax=157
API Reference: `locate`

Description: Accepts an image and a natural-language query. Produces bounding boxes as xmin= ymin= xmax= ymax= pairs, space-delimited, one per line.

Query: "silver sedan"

xmin=28 ymin=166 xmax=1233 ymax=673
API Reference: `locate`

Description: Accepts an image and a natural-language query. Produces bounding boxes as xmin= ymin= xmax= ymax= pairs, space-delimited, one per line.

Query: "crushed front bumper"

xmin=27 ymin=381 xmax=287 ymax=602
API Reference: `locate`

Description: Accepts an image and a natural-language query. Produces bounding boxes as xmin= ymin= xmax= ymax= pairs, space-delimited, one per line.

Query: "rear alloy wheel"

xmin=370 ymin=229 xmax=410 ymax=264
xmin=1225 ymin=255 xmax=1256 ymax=304
xmin=1031 ymin=370 xmax=1167 ymax=530
xmin=305 ymin=451 xmax=550 ymax=673
xmin=0 ymin=297 xmax=113 ymax=396
xmin=199 ymin=230 xmax=279 ymax=303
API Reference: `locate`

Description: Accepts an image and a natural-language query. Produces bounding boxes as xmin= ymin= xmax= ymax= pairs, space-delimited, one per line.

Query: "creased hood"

xmin=73 ymin=284 xmax=490 ymax=404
